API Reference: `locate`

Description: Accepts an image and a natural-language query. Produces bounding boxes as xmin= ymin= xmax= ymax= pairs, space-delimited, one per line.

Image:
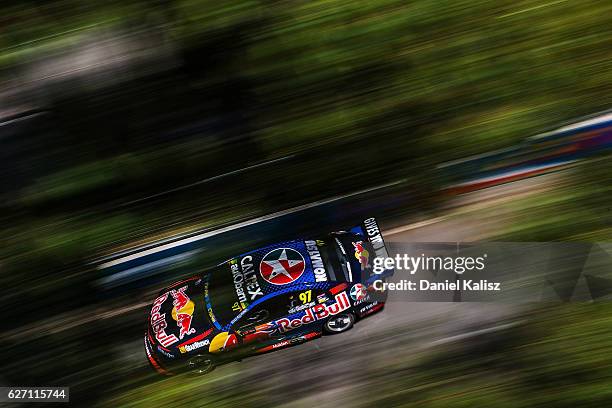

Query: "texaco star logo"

xmin=260 ymin=248 xmax=305 ymax=285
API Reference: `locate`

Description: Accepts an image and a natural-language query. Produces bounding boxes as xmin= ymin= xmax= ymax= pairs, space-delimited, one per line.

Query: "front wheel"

xmin=187 ymin=354 xmax=216 ymax=375
xmin=323 ymin=312 xmax=355 ymax=334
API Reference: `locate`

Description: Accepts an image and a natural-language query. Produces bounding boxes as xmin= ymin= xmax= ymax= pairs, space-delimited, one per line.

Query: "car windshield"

xmin=331 ymin=233 xmax=372 ymax=282
xmin=318 ymin=235 xmax=355 ymax=283
xmin=203 ymin=265 xmax=243 ymax=327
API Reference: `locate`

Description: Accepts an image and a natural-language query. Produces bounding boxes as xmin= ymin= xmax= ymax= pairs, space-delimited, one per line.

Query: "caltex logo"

xmin=260 ymin=248 xmax=305 ymax=285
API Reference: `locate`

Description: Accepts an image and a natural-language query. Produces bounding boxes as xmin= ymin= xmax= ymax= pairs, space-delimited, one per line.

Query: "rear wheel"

xmin=187 ymin=354 xmax=216 ymax=375
xmin=323 ymin=312 xmax=355 ymax=334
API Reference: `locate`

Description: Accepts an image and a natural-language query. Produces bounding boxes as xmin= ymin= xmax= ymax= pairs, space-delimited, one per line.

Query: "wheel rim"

xmin=326 ymin=314 xmax=353 ymax=332
xmin=187 ymin=355 xmax=214 ymax=374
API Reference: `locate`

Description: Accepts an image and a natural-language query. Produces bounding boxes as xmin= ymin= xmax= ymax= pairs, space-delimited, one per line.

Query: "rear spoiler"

xmin=349 ymin=217 xmax=394 ymax=282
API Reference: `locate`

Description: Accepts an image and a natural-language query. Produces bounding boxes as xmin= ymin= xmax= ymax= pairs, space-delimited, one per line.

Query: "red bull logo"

xmin=273 ymin=292 xmax=351 ymax=333
xmin=353 ymin=241 xmax=370 ymax=268
xmin=170 ymin=286 xmax=196 ymax=339
xmin=150 ymin=293 xmax=179 ymax=347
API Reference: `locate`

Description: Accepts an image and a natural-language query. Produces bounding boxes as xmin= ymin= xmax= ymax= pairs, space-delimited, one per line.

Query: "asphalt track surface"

xmin=110 ymin=173 xmax=564 ymax=407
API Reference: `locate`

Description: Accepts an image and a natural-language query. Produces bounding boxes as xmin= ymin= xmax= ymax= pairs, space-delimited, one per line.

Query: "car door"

xmin=233 ymin=288 xmax=327 ymax=348
xmin=232 ymin=293 xmax=291 ymax=348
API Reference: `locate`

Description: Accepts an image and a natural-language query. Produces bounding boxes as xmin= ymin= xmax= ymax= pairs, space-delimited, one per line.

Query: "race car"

xmin=145 ymin=217 xmax=393 ymax=375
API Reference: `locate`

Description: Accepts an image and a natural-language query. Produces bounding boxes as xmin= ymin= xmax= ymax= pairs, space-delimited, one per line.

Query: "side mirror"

xmin=247 ymin=309 xmax=270 ymax=323
xmin=234 ymin=309 xmax=271 ymax=336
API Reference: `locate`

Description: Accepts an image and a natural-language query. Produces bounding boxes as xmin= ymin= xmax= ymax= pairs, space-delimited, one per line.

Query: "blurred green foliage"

xmin=495 ymin=158 xmax=612 ymax=241
xmin=1 ymin=0 xmax=611 ymax=327
xmin=1 ymin=3 xmax=611 ymax=406
xmin=360 ymin=304 xmax=612 ymax=408
xmin=3 ymin=0 xmax=611 ymax=158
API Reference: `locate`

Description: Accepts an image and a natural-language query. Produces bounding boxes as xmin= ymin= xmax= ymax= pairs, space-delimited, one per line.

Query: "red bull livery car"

xmin=145 ymin=218 xmax=392 ymax=375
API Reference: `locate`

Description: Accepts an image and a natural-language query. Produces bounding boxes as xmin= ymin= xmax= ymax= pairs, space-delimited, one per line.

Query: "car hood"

xmin=148 ymin=277 xmax=216 ymax=353
xmin=227 ymin=239 xmax=332 ymax=289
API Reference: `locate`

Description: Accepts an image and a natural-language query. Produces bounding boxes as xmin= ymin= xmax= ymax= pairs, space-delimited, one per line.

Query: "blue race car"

xmin=145 ymin=217 xmax=392 ymax=375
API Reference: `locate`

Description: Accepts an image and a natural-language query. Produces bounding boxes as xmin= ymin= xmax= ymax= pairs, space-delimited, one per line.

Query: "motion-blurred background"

xmin=1 ymin=1 xmax=611 ymax=407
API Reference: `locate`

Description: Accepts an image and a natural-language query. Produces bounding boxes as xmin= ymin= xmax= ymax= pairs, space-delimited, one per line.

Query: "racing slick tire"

xmin=186 ymin=354 xmax=216 ymax=375
xmin=323 ymin=312 xmax=355 ymax=334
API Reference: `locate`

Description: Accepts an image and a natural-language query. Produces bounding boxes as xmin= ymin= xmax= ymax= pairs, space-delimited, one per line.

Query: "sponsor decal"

xmin=204 ymin=282 xmax=217 ymax=325
xmin=170 ymin=286 xmax=196 ymax=339
xmin=273 ymin=292 xmax=351 ymax=334
xmin=230 ymin=255 xmax=264 ymax=308
xmin=305 ymin=240 xmax=328 ymax=282
xmin=350 ymin=283 xmax=367 ymax=302
xmin=177 ymin=329 xmax=214 ymax=348
xmin=179 ymin=339 xmax=211 ymax=353
xmin=260 ymin=248 xmax=305 ymax=285
xmin=272 ymin=340 xmax=290 ymax=349
xmin=364 ymin=218 xmax=390 ymax=262
xmin=317 ymin=293 xmax=329 ymax=304
xmin=256 ymin=339 xmax=290 ymax=354
xmin=229 ymin=305 xmax=250 ymax=327
xmin=364 ymin=218 xmax=385 ymax=250
xmin=358 ymin=302 xmax=383 ymax=316
xmin=271 ymin=336 xmax=305 ymax=349
xmin=352 ymin=241 xmax=370 ymax=269
xmin=150 ymin=293 xmax=179 ymax=347
xmin=256 ymin=332 xmax=320 ymax=354
xmin=157 ymin=346 xmax=176 ymax=359
xmin=288 ymin=301 xmax=316 ymax=314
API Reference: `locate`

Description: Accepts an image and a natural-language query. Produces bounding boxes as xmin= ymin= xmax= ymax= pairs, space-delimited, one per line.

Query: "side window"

xmin=235 ymin=289 xmax=325 ymax=329
xmin=236 ymin=295 xmax=289 ymax=329
xmin=239 ymin=308 xmax=270 ymax=327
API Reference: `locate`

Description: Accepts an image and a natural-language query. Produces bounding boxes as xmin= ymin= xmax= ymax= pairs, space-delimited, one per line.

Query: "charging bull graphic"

xmin=171 ymin=286 xmax=196 ymax=339
xmin=353 ymin=241 xmax=369 ymax=268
